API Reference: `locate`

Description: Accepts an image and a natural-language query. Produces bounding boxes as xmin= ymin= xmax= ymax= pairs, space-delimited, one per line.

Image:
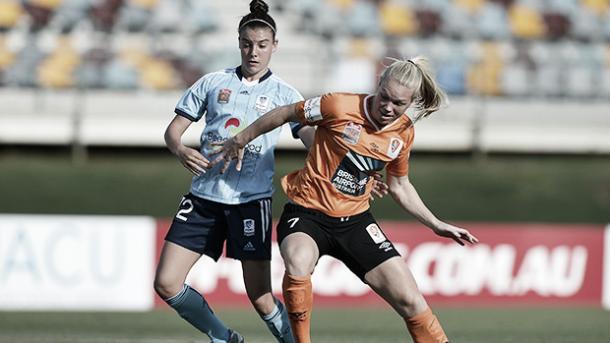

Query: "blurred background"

xmin=0 ymin=0 xmax=609 ymax=342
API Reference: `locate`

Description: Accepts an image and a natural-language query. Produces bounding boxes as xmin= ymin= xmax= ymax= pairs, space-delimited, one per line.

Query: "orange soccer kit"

xmin=282 ymin=92 xmax=413 ymax=218
xmin=280 ymin=93 xmax=448 ymax=343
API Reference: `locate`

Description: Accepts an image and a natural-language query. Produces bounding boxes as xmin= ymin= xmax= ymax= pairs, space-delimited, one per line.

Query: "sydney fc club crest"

xmin=342 ymin=122 xmax=362 ymax=145
xmin=217 ymin=88 xmax=232 ymax=104
xmin=243 ymin=219 xmax=255 ymax=237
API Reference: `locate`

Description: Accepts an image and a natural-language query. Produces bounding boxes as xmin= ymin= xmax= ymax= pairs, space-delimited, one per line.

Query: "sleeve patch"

xmin=387 ymin=138 xmax=404 ymax=159
xmin=303 ymin=96 xmax=323 ymax=122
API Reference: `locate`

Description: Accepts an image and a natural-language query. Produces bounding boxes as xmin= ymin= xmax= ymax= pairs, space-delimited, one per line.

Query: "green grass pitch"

xmin=1 ymin=307 xmax=609 ymax=342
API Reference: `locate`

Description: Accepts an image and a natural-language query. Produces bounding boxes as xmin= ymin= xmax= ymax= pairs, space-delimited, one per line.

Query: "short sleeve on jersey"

xmin=295 ymin=93 xmax=341 ymax=126
xmin=289 ymin=121 xmax=303 ymax=138
xmin=174 ymin=76 xmax=209 ymax=122
xmin=386 ymin=127 xmax=415 ymax=177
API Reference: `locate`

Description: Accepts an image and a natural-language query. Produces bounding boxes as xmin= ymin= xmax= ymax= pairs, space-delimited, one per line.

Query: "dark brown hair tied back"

xmin=239 ymin=0 xmax=277 ymax=35
xmin=250 ymin=0 xmax=269 ymax=14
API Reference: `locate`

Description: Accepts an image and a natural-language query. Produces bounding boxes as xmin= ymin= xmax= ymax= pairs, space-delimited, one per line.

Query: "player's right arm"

xmin=213 ymin=103 xmax=299 ymax=172
xmin=165 ymin=115 xmax=210 ymax=176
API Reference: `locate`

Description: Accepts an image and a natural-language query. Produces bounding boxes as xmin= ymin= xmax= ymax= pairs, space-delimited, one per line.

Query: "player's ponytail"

xmin=380 ymin=56 xmax=448 ymax=121
xmin=238 ymin=0 xmax=277 ymax=37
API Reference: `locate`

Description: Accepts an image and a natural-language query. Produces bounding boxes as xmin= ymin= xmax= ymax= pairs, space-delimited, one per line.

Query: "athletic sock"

xmin=261 ymin=297 xmax=295 ymax=343
xmin=404 ymin=307 xmax=449 ymax=343
xmin=282 ymin=273 xmax=313 ymax=343
xmin=165 ymin=284 xmax=231 ymax=343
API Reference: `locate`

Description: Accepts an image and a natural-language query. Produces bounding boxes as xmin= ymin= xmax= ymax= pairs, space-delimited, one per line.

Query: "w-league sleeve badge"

xmin=217 ymin=89 xmax=232 ymax=104
xmin=342 ymin=122 xmax=362 ymax=145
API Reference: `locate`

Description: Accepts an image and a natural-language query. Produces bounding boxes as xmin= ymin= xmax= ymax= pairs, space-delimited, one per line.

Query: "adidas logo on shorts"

xmin=244 ymin=242 xmax=256 ymax=251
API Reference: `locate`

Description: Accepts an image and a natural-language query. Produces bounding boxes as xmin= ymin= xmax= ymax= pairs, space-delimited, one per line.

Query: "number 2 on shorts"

xmin=176 ymin=197 xmax=194 ymax=221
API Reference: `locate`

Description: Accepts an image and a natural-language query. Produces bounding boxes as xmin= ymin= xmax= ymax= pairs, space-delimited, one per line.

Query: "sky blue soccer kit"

xmin=174 ymin=66 xmax=303 ymax=204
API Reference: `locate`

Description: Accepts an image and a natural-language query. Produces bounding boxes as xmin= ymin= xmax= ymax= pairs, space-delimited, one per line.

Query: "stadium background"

xmin=1 ymin=0 xmax=610 ymax=342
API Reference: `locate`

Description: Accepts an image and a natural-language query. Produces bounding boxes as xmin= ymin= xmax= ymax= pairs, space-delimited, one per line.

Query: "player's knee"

xmin=153 ymin=273 xmax=182 ymax=300
xmin=396 ymin=292 xmax=428 ymax=317
xmin=282 ymin=249 xmax=316 ymax=275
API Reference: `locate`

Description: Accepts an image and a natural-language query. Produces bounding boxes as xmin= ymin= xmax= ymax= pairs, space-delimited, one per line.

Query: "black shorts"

xmin=276 ymin=203 xmax=401 ymax=281
xmin=165 ymin=193 xmax=272 ymax=261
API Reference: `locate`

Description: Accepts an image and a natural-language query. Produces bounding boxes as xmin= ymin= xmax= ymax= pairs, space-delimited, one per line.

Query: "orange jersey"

xmin=281 ymin=93 xmax=414 ymax=217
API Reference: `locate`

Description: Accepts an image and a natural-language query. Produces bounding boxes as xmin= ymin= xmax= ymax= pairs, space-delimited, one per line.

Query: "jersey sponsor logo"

xmin=366 ymin=223 xmax=387 ymax=244
xmin=342 ymin=122 xmax=362 ymax=145
xmin=218 ymin=88 xmax=232 ymax=104
xmin=331 ymin=150 xmax=385 ymax=196
xmin=224 ymin=117 xmax=244 ymax=136
xmin=387 ymin=137 xmax=403 ymax=158
xmin=303 ymin=96 xmax=322 ymax=122
xmin=243 ymin=219 xmax=255 ymax=236
xmin=255 ymin=95 xmax=270 ymax=113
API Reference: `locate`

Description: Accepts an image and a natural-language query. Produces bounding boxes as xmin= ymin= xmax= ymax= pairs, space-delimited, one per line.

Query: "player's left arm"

xmin=387 ymin=174 xmax=478 ymax=245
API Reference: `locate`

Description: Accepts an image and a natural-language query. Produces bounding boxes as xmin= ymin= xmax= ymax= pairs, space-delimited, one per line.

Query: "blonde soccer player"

xmin=214 ymin=56 xmax=479 ymax=343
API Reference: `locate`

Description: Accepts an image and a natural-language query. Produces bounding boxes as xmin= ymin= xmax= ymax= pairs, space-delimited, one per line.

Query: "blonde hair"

xmin=379 ymin=56 xmax=448 ymax=121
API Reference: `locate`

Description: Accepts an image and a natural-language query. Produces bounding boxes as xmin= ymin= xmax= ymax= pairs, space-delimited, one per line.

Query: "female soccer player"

xmin=153 ymin=1 xmax=312 ymax=342
xmin=215 ymin=56 xmax=480 ymax=343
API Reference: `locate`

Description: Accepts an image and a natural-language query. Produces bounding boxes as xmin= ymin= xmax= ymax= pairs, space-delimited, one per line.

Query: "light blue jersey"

xmin=175 ymin=67 xmax=303 ymax=204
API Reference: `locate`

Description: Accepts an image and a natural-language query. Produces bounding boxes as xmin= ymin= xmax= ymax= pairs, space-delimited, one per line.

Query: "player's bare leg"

xmin=280 ymin=232 xmax=319 ymax=343
xmin=242 ymin=260 xmax=295 ymax=342
xmin=154 ymin=242 xmax=237 ymax=342
xmin=154 ymin=241 xmax=200 ymax=299
xmin=365 ymin=256 xmax=448 ymax=343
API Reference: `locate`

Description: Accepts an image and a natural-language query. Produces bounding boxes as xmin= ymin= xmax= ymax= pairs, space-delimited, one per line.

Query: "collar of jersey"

xmin=235 ymin=66 xmax=273 ymax=85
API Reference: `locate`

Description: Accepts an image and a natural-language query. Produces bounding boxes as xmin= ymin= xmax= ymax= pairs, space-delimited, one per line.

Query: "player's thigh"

xmin=276 ymin=204 xmax=327 ymax=275
xmin=154 ymin=241 xmax=201 ymax=295
xmin=165 ymin=194 xmax=227 ymax=260
xmin=364 ymin=257 xmax=427 ymax=317
xmin=225 ymin=198 xmax=273 ymax=261
xmin=335 ymin=218 xmax=401 ymax=281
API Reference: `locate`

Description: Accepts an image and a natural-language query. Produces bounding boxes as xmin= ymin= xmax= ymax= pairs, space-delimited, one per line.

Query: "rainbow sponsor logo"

xmin=224 ymin=117 xmax=248 ymax=136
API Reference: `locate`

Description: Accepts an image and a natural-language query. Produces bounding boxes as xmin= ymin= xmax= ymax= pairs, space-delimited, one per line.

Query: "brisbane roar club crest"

xmin=342 ymin=122 xmax=362 ymax=145
xmin=365 ymin=223 xmax=387 ymax=244
xmin=217 ymin=88 xmax=232 ymax=104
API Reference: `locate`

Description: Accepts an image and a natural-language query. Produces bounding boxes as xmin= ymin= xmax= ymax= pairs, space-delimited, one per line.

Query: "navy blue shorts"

xmin=165 ymin=193 xmax=273 ymax=261
xmin=276 ymin=203 xmax=401 ymax=281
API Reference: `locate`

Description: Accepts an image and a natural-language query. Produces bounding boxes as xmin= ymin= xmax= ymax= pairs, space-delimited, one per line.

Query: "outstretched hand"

xmin=433 ymin=223 xmax=479 ymax=246
xmin=209 ymin=138 xmax=245 ymax=173
xmin=370 ymin=172 xmax=389 ymax=200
